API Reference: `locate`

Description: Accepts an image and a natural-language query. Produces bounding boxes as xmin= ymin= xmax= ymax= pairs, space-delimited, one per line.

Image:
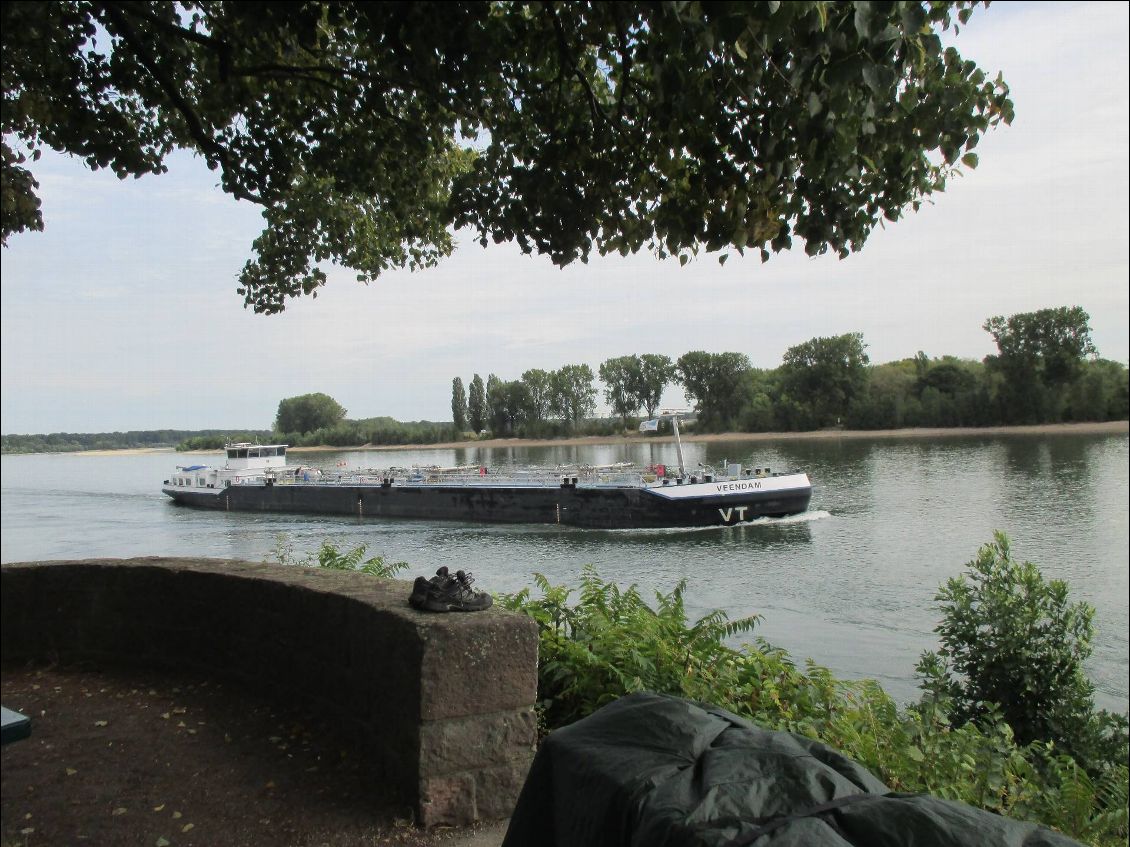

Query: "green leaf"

xmin=1 ymin=0 xmax=1015 ymax=304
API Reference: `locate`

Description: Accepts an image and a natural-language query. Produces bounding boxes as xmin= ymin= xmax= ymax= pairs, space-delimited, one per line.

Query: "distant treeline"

xmin=8 ymin=308 xmax=1126 ymax=454
xmin=452 ymin=307 xmax=1129 ymax=437
xmin=1 ymin=430 xmax=273 ymax=455
xmin=277 ymin=416 xmax=458 ymax=447
xmin=275 ymin=415 xmax=626 ymax=448
xmin=176 ymin=432 xmax=281 ymax=451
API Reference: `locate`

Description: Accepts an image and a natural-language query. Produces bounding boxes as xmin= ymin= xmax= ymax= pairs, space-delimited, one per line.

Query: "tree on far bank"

xmin=451 ymin=377 xmax=467 ymax=432
xmin=274 ymin=393 xmax=346 ymax=435
xmin=485 ymin=374 xmax=528 ymax=436
xmin=3 ymin=2 xmax=1012 ymax=313
xmin=468 ymin=374 xmax=486 ymax=433
xmin=599 ymin=355 xmax=643 ymax=429
xmin=675 ymin=351 xmax=752 ymax=430
xmin=1066 ymin=359 xmax=1130 ymax=423
xmin=779 ymin=332 xmax=870 ymax=429
xmin=983 ymin=307 xmax=1097 ymax=424
xmin=486 ymin=374 xmax=504 ymax=434
xmin=636 ymin=354 xmax=676 ymax=418
xmin=552 ymin=364 xmax=597 ymax=431
xmin=520 ymin=369 xmax=555 ymax=425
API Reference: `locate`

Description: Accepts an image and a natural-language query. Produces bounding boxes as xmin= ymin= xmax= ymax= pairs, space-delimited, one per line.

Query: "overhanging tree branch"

xmin=94 ymin=1 xmax=264 ymax=204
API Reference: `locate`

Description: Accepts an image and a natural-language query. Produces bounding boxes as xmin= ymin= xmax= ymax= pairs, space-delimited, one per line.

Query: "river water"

xmin=2 ymin=431 xmax=1127 ymax=711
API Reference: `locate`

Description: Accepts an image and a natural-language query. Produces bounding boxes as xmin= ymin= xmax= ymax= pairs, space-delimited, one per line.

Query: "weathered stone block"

xmin=419 ymin=771 xmax=479 ymax=826
xmin=417 ymin=615 xmax=539 ymax=721
xmin=419 ymin=708 xmax=538 ymax=773
xmin=474 ymin=761 xmax=541 ymax=820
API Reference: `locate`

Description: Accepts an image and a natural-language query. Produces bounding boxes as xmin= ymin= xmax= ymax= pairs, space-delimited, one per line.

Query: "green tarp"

xmin=502 ymin=692 xmax=1081 ymax=847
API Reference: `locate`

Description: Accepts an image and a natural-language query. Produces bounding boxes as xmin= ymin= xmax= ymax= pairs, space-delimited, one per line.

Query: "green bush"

xmin=498 ymin=569 xmax=765 ymax=728
xmin=917 ymin=531 xmax=1129 ymax=775
xmin=499 ymin=562 xmax=1129 ymax=846
xmin=271 ymin=536 xmax=407 ymax=578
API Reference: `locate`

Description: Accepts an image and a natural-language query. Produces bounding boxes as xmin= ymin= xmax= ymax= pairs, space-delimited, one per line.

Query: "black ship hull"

xmin=163 ymin=481 xmax=812 ymax=529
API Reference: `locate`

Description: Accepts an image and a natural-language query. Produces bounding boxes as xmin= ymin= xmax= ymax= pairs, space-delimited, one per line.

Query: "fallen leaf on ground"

xmin=182 ymin=823 xmax=194 ymax=833
xmin=112 ymin=807 xmax=128 ymax=816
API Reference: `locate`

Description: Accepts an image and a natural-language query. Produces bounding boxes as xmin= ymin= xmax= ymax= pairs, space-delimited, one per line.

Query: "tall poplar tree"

xmin=468 ymin=374 xmax=486 ymax=433
xmin=451 ymin=377 xmax=468 ymax=432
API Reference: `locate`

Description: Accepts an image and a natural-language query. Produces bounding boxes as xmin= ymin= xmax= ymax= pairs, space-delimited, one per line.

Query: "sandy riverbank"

xmin=28 ymin=420 xmax=1125 ymax=457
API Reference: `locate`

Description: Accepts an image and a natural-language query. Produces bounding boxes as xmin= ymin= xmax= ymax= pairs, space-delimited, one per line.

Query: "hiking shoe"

xmin=409 ymin=567 xmax=454 ymax=610
xmin=408 ymin=575 xmax=431 ymax=610
xmin=419 ymin=568 xmax=493 ymax=613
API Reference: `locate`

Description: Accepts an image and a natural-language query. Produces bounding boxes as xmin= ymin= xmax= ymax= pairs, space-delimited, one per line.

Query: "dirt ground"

xmin=1 ymin=665 xmax=502 ymax=847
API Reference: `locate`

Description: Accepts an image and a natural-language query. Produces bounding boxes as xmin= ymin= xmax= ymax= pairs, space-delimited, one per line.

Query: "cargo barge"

xmin=163 ymin=417 xmax=812 ymax=529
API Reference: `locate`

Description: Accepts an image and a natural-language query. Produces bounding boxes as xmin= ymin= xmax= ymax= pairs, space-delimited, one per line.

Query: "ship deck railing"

xmin=238 ymin=465 xmax=802 ymax=490
xmin=270 ymin=467 xmax=661 ymax=489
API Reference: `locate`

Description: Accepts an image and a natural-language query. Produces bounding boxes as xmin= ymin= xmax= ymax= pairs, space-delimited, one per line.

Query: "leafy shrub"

xmin=500 ymin=563 xmax=1129 ymax=845
xmin=271 ymin=536 xmax=407 ymax=578
xmin=498 ymin=568 xmax=763 ymax=728
xmin=917 ymin=531 xmax=1129 ymax=774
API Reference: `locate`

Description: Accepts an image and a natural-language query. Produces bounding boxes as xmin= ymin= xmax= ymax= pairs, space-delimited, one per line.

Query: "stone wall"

xmin=0 ymin=558 xmax=539 ymax=827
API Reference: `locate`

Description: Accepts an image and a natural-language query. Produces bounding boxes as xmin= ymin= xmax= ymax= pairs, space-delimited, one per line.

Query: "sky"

xmin=2 ymin=2 xmax=1128 ymax=435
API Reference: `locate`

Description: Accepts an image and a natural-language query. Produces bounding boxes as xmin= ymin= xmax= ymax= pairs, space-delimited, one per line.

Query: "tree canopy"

xmin=984 ymin=306 xmax=1097 ymax=389
xmin=468 ymin=374 xmax=486 ymax=433
xmin=780 ymin=331 xmax=870 ymax=427
xmin=2 ymin=1 xmax=1012 ymax=312
xmin=599 ymin=355 xmax=644 ymax=427
xmin=552 ymin=364 xmax=598 ymax=430
xmin=675 ymin=351 xmax=752 ymax=428
xmin=636 ymin=354 xmax=676 ymax=419
xmin=274 ymin=392 xmax=346 ymax=434
xmin=984 ymin=306 xmax=1098 ymax=423
xmin=451 ymin=377 xmax=467 ymax=432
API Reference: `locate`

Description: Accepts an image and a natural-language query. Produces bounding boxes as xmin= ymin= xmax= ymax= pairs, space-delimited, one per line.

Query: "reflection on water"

xmin=2 ymin=432 xmax=1126 ymax=711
